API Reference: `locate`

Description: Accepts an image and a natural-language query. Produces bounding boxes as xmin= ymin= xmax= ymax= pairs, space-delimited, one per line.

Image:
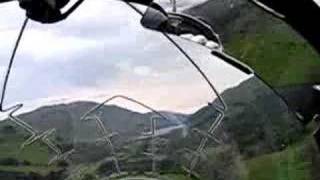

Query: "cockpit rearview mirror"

xmin=141 ymin=3 xmax=223 ymax=50
xmin=140 ymin=3 xmax=169 ymax=31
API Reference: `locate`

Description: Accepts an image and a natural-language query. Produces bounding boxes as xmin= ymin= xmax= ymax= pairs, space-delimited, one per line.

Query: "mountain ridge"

xmin=0 ymin=100 xmax=188 ymax=144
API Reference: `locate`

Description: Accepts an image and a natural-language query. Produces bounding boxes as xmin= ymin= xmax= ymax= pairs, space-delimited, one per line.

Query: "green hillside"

xmin=0 ymin=134 xmax=50 ymax=165
xmin=245 ymin=132 xmax=320 ymax=180
xmin=0 ymin=121 xmax=50 ymax=164
xmin=188 ymin=0 xmax=320 ymax=87
xmin=0 ymin=123 xmax=58 ymax=177
xmin=187 ymin=3 xmax=320 ymax=179
xmin=225 ymin=23 xmax=320 ymax=86
xmin=246 ymin=141 xmax=311 ymax=180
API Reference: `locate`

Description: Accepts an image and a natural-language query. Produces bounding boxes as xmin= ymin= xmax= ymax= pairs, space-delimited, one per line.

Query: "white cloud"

xmin=133 ymin=66 xmax=152 ymax=76
xmin=115 ymin=61 xmax=133 ymax=72
xmin=0 ymin=1 xmax=25 ymax=30
xmin=20 ymin=29 xmax=100 ymax=61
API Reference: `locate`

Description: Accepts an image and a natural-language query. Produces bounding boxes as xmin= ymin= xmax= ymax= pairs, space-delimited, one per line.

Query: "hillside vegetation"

xmin=187 ymin=0 xmax=320 ymax=86
xmin=225 ymin=24 xmax=320 ymax=86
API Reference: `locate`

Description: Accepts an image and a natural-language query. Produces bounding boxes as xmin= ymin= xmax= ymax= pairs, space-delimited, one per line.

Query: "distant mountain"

xmin=2 ymin=101 xmax=187 ymax=144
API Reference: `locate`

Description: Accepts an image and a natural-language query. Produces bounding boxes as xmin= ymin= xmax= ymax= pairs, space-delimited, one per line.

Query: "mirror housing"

xmin=140 ymin=3 xmax=169 ymax=31
xmin=18 ymin=0 xmax=85 ymax=23
xmin=141 ymin=3 xmax=223 ymax=50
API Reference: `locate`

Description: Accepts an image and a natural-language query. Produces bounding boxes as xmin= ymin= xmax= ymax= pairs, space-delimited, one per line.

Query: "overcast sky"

xmin=0 ymin=0 xmax=250 ymax=115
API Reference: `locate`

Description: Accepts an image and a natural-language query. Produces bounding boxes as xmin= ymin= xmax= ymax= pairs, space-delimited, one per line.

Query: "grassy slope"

xmin=222 ymin=6 xmax=320 ymax=180
xmin=0 ymin=131 xmax=55 ymax=175
xmin=225 ymin=23 xmax=320 ymax=87
xmin=0 ymin=134 xmax=50 ymax=165
xmin=246 ymin=143 xmax=311 ymax=180
xmin=245 ymin=121 xmax=319 ymax=180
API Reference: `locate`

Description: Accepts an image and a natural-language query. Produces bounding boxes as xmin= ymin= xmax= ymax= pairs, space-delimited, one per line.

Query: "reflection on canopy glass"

xmin=0 ymin=1 xmax=318 ymax=180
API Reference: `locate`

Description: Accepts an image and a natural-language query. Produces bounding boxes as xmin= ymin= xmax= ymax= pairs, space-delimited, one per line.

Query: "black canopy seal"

xmin=17 ymin=0 xmax=84 ymax=23
xmin=0 ymin=0 xmax=153 ymax=23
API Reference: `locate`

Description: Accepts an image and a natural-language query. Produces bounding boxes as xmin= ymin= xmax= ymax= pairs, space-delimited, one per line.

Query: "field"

xmin=0 ymin=135 xmax=50 ymax=165
xmin=0 ymin=121 xmax=319 ymax=180
xmin=0 ymin=125 xmax=54 ymax=176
